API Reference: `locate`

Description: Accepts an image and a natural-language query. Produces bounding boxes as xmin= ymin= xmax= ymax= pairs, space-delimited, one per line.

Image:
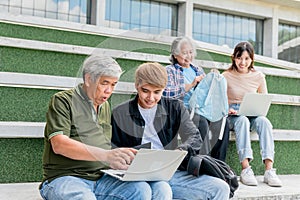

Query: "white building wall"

xmin=181 ymin=0 xmax=300 ymax=60
xmin=263 ymin=7 xmax=279 ymax=58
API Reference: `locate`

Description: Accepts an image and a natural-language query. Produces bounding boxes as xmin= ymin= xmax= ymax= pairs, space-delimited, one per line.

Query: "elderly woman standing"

xmin=163 ymin=36 xmax=230 ymax=161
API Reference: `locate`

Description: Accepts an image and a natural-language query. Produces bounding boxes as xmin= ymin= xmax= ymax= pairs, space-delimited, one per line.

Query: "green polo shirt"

xmin=42 ymin=84 xmax=112 ymax=183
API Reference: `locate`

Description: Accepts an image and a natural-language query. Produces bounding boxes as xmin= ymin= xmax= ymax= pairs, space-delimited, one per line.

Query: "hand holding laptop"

xmin=106 ymin=147 xmax=137 ymax=170
xmin=102 ymin=149 xmax=188 ymax=181
xmin=108 ymin=143 xmax=151 ymax=170
xmin=230 ymin=93 xmax=272 ymax=117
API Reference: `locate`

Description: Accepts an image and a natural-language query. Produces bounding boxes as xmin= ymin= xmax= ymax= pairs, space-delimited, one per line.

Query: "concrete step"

xmin=232 ymin=174 xmax=300 ymax=200
xmin=0 ymin=182 xmax=41 ymax=200
xmin=0 ymin=175 xmax=299 ymax=200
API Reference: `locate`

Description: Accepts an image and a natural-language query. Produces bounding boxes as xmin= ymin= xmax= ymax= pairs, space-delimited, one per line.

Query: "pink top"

xmin=223 ymin=69 xmax=267 ymax=104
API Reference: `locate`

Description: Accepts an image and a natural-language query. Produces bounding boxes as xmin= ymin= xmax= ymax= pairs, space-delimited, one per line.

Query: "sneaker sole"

xmin=241 ymin=179 xmax=258 ymax=186
xmin=264 ymin=178 xmax=282 ymax=187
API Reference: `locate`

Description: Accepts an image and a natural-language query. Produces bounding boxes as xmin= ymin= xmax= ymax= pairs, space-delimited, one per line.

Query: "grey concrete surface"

xmin=0 ymin=182 xmax=41 ymax=200
xmin=0 ymin=175 xmax=299 ymax=200
xmin=232 ymin=175 xmax=300 ymax=200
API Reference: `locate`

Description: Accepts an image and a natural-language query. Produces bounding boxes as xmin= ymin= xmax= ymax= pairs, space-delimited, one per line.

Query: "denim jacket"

xmin=111 ymin=95 xmax=202 ymax=152
xmin=189 ymin=71 xmax=229 ymax=122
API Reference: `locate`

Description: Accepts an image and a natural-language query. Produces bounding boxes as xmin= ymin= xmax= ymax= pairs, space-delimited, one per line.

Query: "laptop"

xmin=237 ymin=93 xmax=273 ymax=116
xmin=101 ymin=149 xmax=187 ymax=181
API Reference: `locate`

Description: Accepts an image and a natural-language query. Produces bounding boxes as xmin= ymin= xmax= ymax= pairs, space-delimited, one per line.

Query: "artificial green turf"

xmin=0 ymin=138 xmax=44 ymax=183
xmin=0 ymin=86 xmax=298 ymax=129
xmin=1 ymin=46 xmax=299 ymax=96
xmin=266 ymin=75 xmax=300 ymax=96
xmin=0 ymin=139 xmax=298 ymax=183
xmin=1 ymin=21 xmax=290 ymax=71
xmin=0 ymin=22 xmax=170 ymax=55
xmin=0 ymin=47 xmax=86 ymax=77
xmin=268 ymin=105 xmax=300 ymax=130
xmin=0 ymin=87 xmax=59 ymax=122
xmin=226 ymin=141 xmax=300 ymax=176
xmin=1 ymin=21 xmax=299 ymax=183
xmin=0 ymin=22 xmax=108 ymax=47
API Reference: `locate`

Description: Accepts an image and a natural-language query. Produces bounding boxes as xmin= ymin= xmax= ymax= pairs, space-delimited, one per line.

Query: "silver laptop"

xmin=237 ymin=93 xmax=273 ymax=116
xmin=101 ymin=149 xmax=187 ymax=181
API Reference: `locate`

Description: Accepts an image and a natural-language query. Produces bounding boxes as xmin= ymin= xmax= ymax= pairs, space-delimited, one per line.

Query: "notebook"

xmin=101 ymin=149 xmax=187 ymax=181
xmin=237 ymin=93 xmax=273 ymax=116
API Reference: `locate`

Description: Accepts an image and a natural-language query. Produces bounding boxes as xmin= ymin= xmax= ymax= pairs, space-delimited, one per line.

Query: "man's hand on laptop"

xmin=105 ymin=148 xmax=137 ymax=170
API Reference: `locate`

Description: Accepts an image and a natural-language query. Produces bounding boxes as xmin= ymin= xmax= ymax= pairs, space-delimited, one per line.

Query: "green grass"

xmin=1 ymin=21 xmax=290 ymax=70
xmin=268 ymin=104 xmax=300 ymax=130
xmin=1 ymin=86 xmax=299 ymax=129
xmin=226 ymin=141 xmax=300 ymax=175
xmin=0 ymin=20 xmax=299 ymax=183
xmin=266 ymin=75 xmax=300 ymax=96
xmin=0 ymin=47 xmax=86 ymax=77
xmin=0 ymin=139 xmax=298 ymax=183
xmin=0 ymin=22 xmax=108 ymax=47
xmin=0 ymin=22 xmax=170 ymax=54
xmin=0 ymin=139 xmax=44 ymax=183
xmin=0 ymin=87 xmax=58 ymax=122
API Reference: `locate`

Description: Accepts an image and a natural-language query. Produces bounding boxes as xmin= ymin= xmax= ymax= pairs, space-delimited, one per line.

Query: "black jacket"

xmin=111 ymin=95 xmax=202 ymax=153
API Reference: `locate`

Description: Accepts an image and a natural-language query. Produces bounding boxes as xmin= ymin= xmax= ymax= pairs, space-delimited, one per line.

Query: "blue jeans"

xmin=39 ymin=175 xmax=172 ymax=200
xmin=169 ymin=171 xmax=230 ymax=200
xmin=228 ymin=104 xmax=275 ymax=163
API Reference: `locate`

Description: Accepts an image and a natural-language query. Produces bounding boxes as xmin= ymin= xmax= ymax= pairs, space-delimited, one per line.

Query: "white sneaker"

xmin=264 ymin=168 xmax=282 ymax=187
xmin=240 ymin=166 xmax=258 ymax=186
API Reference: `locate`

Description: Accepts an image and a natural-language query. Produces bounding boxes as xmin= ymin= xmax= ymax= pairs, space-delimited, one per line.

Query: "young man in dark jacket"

xmin=111 ymin=62 xmax=230 ymax=200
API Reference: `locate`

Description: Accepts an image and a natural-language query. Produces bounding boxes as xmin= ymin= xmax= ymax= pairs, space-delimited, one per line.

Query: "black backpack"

xmin=187 ymin=154 xmax=239 ymax=198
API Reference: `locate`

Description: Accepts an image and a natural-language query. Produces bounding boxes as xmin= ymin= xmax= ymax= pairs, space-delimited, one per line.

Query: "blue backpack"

xmin=189 ymin=70 xmax=228 ymax=122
